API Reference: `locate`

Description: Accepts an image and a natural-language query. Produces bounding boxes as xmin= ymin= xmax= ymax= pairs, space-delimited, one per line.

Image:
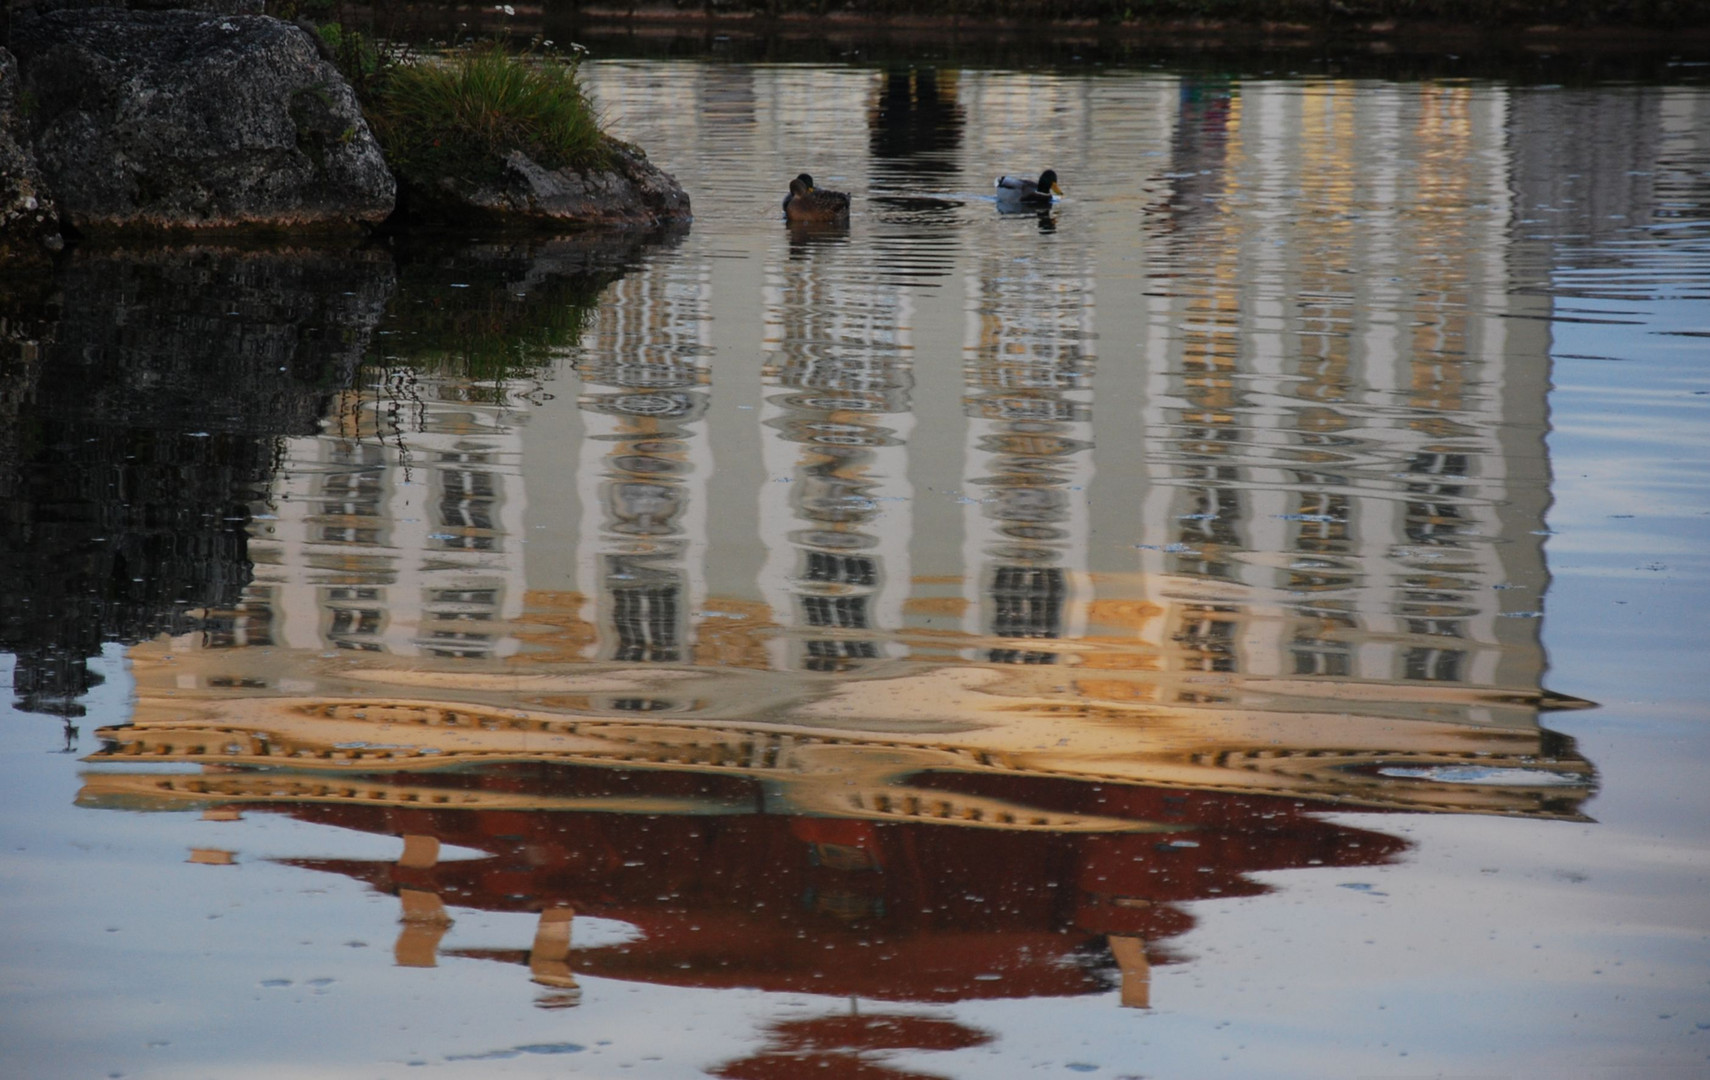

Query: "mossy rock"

xmin=396 ymin=138 xmax=692 ymax=230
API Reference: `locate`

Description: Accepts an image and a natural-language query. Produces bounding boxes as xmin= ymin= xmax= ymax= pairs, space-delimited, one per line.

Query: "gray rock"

xmin=10 ymin=9 xmax=394 ymax=234
xmin=0 ymin=48 xmax=63 ymax=259
xmin=414 ymin=140 xmax=692 ymax=230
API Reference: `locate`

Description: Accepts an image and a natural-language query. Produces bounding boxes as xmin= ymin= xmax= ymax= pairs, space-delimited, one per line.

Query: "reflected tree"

xmin=0 ymin=248 xmax=392 ymax=720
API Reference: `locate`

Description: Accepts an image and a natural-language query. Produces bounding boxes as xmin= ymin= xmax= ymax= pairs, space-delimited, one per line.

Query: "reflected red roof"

xmin=267 ymin=763 xmax=1405 ymax=1002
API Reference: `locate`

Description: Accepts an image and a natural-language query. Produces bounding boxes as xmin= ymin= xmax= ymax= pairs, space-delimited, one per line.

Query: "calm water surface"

xmin=2 ymin=55 xmax=1708 ymax=1079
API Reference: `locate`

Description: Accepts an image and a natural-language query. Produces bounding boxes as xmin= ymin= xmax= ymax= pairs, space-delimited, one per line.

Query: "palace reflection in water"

xmin=12 ymin=57 xmax=1700 ymax=1079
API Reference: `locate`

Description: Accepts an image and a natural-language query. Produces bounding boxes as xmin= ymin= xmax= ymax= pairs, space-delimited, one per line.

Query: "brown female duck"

xmin=783 ymin=173 xmax=850 ymax=224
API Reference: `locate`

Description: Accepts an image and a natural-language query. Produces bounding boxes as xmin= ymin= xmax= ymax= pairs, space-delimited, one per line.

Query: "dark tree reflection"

xmin=0 ymin=249 xmax=392 ymax=718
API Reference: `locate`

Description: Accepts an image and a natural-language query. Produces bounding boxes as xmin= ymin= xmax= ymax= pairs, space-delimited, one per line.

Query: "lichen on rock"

xmin=8 ymin=8 xmax=395 ymax=235
xmin=406 ymin=139 xmax=692 ymax=231
xmin=0 ymin=47 xmax=63 ymax=260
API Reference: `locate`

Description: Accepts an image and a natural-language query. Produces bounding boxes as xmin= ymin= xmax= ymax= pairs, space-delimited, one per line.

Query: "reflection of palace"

xmin=573 ymin=252 xmax=714 ymax=666
xmin=760 ymin=220 xmax=915 ymax=672
xmin=1116 ymin=79 xmax=1562 ymax=724
xmin=80 ymin=756 xmax=1409 ymax=1010
xmin=67 ymin=67 xmax=1654 ymax=1077
xmin=113 ymin=68 xmax=1597 ymax=831
xmin=959 ymin=233 xmax=1096 ymax=665
xmin=243 ymin=377 xmax=528 ymax=661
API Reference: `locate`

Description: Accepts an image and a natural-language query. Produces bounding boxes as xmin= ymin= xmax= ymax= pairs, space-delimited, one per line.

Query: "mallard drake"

xmin=994 ymin=169 xmax=1062 ymax=207
xmin=783 ymin=173 xmax=850 ymax=223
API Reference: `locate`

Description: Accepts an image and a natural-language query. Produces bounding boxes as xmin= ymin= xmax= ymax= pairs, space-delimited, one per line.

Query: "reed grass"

xmin=371 ymin=42 xmax=608 ymax=185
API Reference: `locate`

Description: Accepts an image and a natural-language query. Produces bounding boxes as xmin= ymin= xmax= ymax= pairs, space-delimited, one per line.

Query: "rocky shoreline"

xmin=0 ymin=2 xmax=692 ymax=262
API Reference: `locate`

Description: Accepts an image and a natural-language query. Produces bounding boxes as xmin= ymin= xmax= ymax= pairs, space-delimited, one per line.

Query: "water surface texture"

xmin=3 ymin=58 xmax=1709 ymax=1079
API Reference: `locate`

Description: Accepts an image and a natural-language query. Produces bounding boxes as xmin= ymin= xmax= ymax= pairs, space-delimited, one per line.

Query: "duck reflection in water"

xmin=787 ymin=215 xmax=851 ymax=253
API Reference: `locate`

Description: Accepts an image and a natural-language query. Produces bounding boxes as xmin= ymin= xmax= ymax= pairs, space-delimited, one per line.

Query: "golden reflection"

xmin=83 ymin=682 xmax=1592 ymax=821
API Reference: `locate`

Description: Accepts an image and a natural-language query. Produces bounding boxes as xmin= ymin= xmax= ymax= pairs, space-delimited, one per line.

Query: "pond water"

xmin=3 ymin=47 xmax=1709 ymax=1080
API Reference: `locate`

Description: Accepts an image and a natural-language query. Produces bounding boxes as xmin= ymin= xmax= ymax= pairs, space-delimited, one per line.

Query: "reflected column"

xmin=573 ymin=257 xmax=714 ymax=673
xmin=758 ymin=237 xmax=916 ymax=672
xmin=960 ymin=253 xmax=1097 ymax=664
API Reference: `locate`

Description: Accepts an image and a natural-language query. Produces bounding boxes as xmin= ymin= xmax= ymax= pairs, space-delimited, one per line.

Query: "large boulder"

xmin=404 ymin=139 xmax=692 ymax=230
xmin=9 ymin=8 xmax=394 ymax=234
xmin=0 ymin=48 xmax=62 ymax=260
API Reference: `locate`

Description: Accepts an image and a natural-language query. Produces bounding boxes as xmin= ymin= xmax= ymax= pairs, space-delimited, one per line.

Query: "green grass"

xmin=370 ymin=42 xmax=609 ymax=187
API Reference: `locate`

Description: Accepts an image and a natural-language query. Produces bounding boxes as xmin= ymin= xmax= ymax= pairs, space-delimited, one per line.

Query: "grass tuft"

xmin=370 ymin=42 xmax=608 ymax=187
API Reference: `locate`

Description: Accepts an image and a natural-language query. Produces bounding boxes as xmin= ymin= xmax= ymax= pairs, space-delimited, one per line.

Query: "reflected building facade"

xmin=98 ymin=68 xmax=1597 ymax=799
xmin=244 ymin=375 xmax=529 ymax=664
xmin=1109 ymin=79 xmax=1559 ymax=733
xmin=56 ymin=66 xmax=1646 ymax=1076
xmin=959 ymin=238 xmax=1096 ymax=665
xmin=759 ymin=222 xmax=915 ymax=672
xmin=573 ymin=253 xmax=714 ymax=668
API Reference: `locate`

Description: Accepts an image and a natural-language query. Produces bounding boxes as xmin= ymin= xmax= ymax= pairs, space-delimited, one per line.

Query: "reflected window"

xmin=802 ymin=888 xmax=885 ymax=921
xmin=803 ymin=552 xmax=876 ymax=587
xmin=436 ymin=533 xmax=495 ymax=551
xmin=1404 ymin=497 xmax=1466 ymax=546
xmin=612 ymin=698 xmax=674 ymax=712
xmin=986 ymin=647 xmax=1057 ymax=665
xmin=439 ymin=468 xmax=495 ymax=531
xmin=1403 ymin=454 xmax=1471 ymax=547
xmin=326 ymin=587 xmax=381 ymax=602
xmin=209 ymin=585 xmax=277 ymax=648
xmin=428 ymin=630 xmax=491 ymax=653
xmin=1292 ymin=601 xmax=1356 ymax=629
xmin=318 ymin=465 xmax=382 ymax=521
xmin=805 ymin=639 xmax=880 ymax=672
xmin=1404 ymin=646 xmax=1465 ymax=682
xmin=1293 ymin=494 xmax=1349 ymax=555
xmin=1176 ymin=480 xmax=1243 ymax=578
xmin=319 ymin=525 xmax=379 ymax=545
xmin=1174 ymin=605 xmax=1238 ymax=673
xmin=432 ymin=588 xmax=497 ymax=606
xmin=991 ymin=566 xmax=1065 ymax=641
xmin=1409 ymin=451 xmax=1470 ymax=477
xmin=1407 ymin=617 xmax=1464 ymax=638
xmin=613 ymin=583 xmax=680 ymax=663
xmin=329 ymin=607 xmax=381 ymax=638
xmin=802 ymin=595 xmax=870 ymax=630
xmin=1292 ymin=638 xmax=1351 ymax=677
